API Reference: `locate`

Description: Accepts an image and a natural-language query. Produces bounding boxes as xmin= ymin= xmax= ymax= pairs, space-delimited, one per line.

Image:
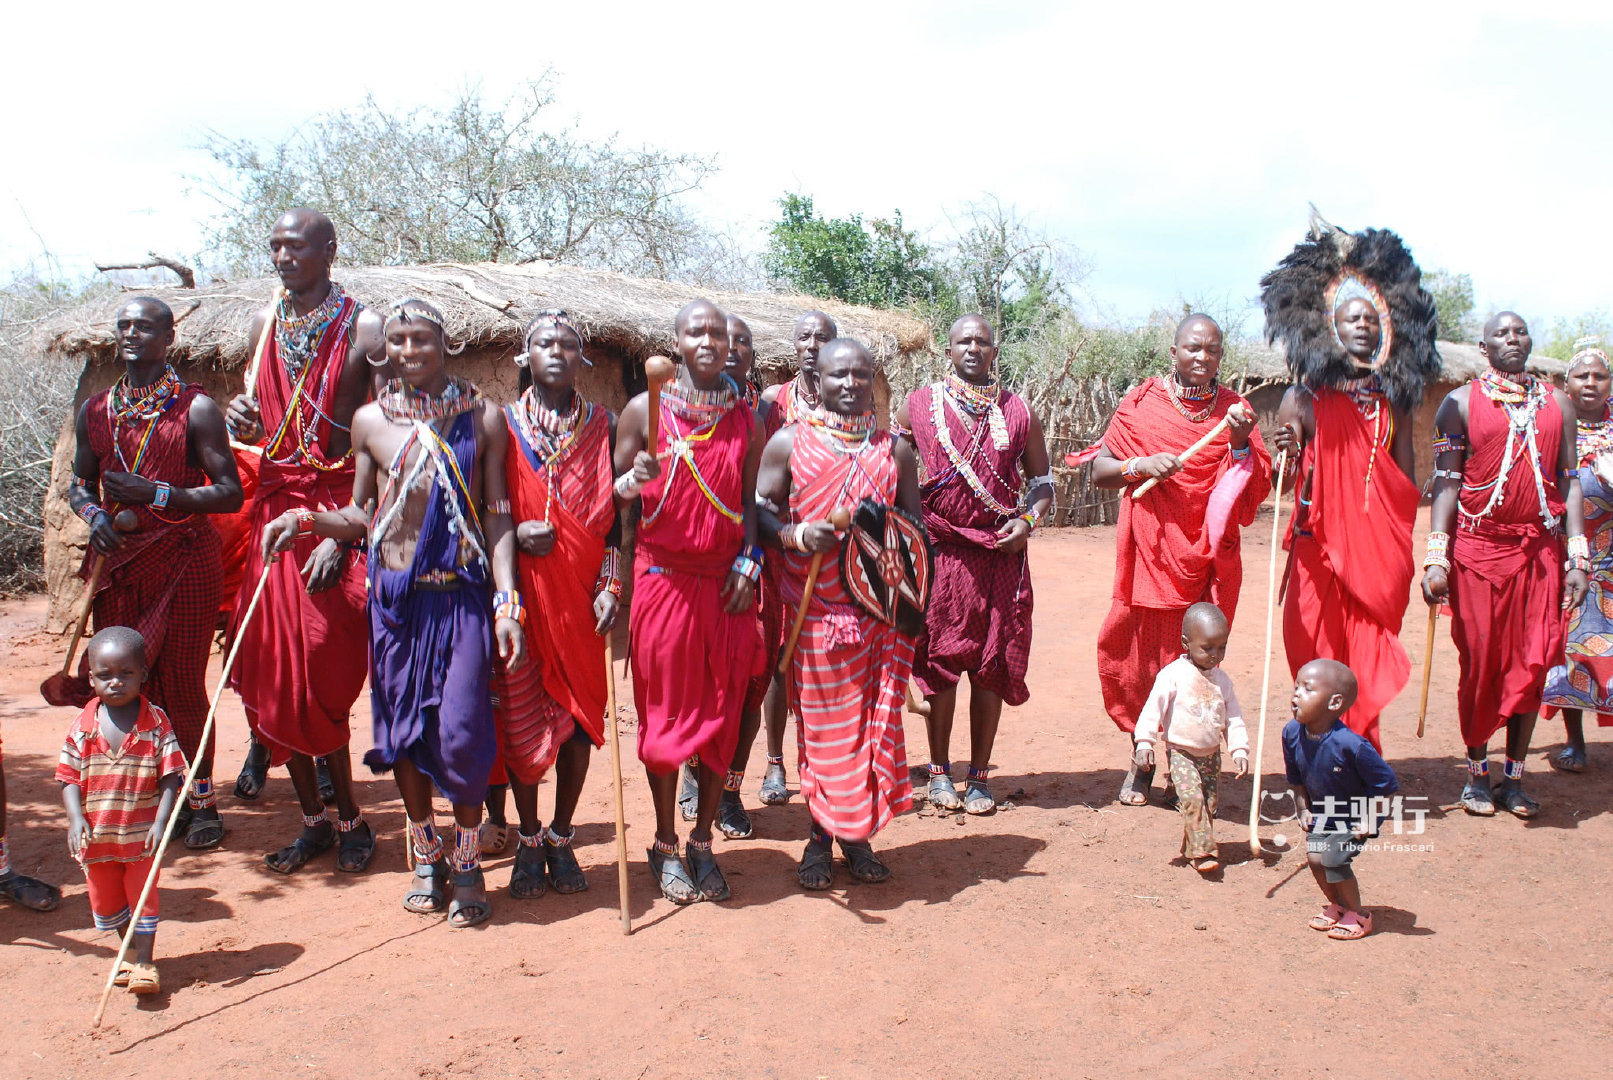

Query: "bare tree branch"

xmin=94 ymin=253 xmax=196 ymax=289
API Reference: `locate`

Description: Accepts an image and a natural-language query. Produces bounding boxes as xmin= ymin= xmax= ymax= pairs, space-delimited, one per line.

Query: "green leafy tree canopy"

xmin=763 ymin=194 xmax=951 ymax=309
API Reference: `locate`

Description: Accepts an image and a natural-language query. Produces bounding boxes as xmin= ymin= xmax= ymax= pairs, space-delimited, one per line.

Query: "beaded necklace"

xmin=807 ymin=407 xmax=884 ymax=504
xmin=1338 ymin=374 xmax=1393 ymax=505
xmin=782 ymin=376 xmax=820 ymax=424
xmin=1461 ymin=370 xmax=1557 ymax=529
xmin=276 ymin=283 xmax=348 ymax=378
xmin=263 ymin=295 xmax=356 ymax=472
xmin=944 ymin=371 xmax=1010 ymax=450
xmin=1577 ymin=406 xmax=1613 ymax=467
xmin=512 ymin=387 xmax=590 ymax=524
xmin=928 ymin=383 xmax=1019 ymax=518
xmin=1164 ymin=372 xmax=1218 ymax=423
xmin=378 ymin=376 xmax=484 ymax=424
xmin=643 ymin=379 xmax=743 ymax=527
xmin=106 ymin=365 xmax=190 ymax=523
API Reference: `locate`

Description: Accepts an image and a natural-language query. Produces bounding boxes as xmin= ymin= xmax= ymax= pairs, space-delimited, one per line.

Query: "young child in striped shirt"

xmin=57 ymin=626 xmax=184 ymax=995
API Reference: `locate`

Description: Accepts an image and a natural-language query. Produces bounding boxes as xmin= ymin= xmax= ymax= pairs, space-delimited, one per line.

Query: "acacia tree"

xmin=197 ymin=78 xmax=716 ymax=278
xmin=1425 ymin=269 xmax=1478 ymax=342
xmin=764 ymin=194 xmax=951 ymax=309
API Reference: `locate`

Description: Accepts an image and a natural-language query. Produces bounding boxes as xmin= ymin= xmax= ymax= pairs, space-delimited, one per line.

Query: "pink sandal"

xmin=1308 ymin=903 xmax=1345 ymax=931
xmin=1327 ymin=910 xmax=1373 ymax=940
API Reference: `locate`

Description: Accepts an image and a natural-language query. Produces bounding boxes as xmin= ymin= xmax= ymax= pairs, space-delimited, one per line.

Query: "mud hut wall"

xmin=42 ymin=342 xmax=639 ymax=630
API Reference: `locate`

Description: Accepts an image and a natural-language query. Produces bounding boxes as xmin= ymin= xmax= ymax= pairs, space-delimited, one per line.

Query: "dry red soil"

xmin=3 ymin=514 xmax=1611 ymax=1079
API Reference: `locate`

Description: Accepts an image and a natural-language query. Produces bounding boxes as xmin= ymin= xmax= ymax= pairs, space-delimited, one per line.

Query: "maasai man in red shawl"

xmin=711 ymin=309 xmax=837 ymax=815
xmin=64 ymin=298 xmax=243 ymax=851
xmin=1075 ymin=314 xmax=1270 ymax=806
xmin=614 ymin=300 xmax=764 ymax=905
xmin=1263 ymin=219 xmax=1441 ymax=752
xmin=1423 ymin=312 xmax=1587 ymax=818
xmin=1544 ymin=342 xmax=1613 ymax=772
xmin=264 ymin=298 xmax=526 ymax=928
xmin=896 ymin=315 xmax=1054 ymax=815
xmin=758 ymin=338 xmax=924 ymax=887
xmin=493 ymin=309 xmax=621 ymax=899
xmin=224 ymin=209 xmax=386 ymax=875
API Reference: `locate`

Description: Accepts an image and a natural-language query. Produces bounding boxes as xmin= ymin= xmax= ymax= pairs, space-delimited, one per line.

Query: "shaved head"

xmin=276 ymin=207 xmax=336 ymax=247
xmin=1483 ymin=310 xmax=1528 ymax=338
xmin=950 ymin=314 xmax=996 ymax=345
xmin=121 ymin=296 xmax=174 ymax=331
xmin=820 ymin=337 xmax=871 ymax=370
xmin=87 ymin=625 xmax=147 ymax=667
xmin=1175 ymin=313 xmax=1221 ymax=346
xmin=795 ymin=310 xmax=838 ymax=339
xmin=676 ymin=299 xmax=725 ymax=335
xmin=1299 ymin=658 xmax=1358 ymax=712
xmin=1182 ymin=602 xmax=1229 ymax=639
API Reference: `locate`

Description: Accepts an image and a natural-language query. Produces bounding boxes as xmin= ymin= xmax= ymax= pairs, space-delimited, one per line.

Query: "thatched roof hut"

xmin=38 ymin=261 xmax=934 ymax=630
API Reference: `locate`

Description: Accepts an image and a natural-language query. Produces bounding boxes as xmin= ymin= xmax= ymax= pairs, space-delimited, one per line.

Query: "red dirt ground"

xmin=3 ymin=513 xmax=1611 ymax=1079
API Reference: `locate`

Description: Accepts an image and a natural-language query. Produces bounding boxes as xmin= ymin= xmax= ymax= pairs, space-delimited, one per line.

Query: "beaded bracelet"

xmin=1230 ymin=444 xmax=1251 ymax=461
xmin=291 ymin=507 xmax=317 ymax=537
xmin=1120 ymin=457 xmax=1143 ymax=482
xmin=739 ymin=543 xmax=764 ymax=566
xmin=1019 ymin=507 xmax=1042 ymax=531
xmin=613 ymin=472 xmax=643 ymax=500
xmin=594 ymin=547 xmax=624 ymax=599
xmin=1423 ymin=531 xmax=1451 ymax=571
xmin=1568 ymin=534 xmax=1591 ymax=561
xmin=493 ymin=589 xmax=527 ymax=626
xmin=731 ymin=555 xmax=763 ymax=584
xmin=77 ymin=502 xmax=107 ymax=526
xmin=487 ymin=498 xmax=511 ymax=516
xmin=152 ymin=482 xmax=173 ymax=509
xmin=1566 ymin=555 xmax=1593 ymax=575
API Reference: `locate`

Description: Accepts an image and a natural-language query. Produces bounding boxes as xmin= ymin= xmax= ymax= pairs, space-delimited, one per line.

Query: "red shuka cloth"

xmin=78 ymin=384 xmax=223 ymax=763
xmin=1282 ymin=390 xmax=1419 ymax=750
xmin=227 ymin=299 xmax=369 ymax=764
xmin=214 ymin=445 xmax=260 ymax=614
xmin=1088 ymin=379 xmax=1272 ymax=731
xmin=492 ymin=402 xmax=613 ymax=785
xmin=780 ymin=426 xmax=913 ymax=840
xmin=629 ymin=396 xmax=763 ymax=773
xmin=906 ymin=384 xmax=1037 ymax=704
xmin=1450 ymin=382 xmax=1566 ymax=747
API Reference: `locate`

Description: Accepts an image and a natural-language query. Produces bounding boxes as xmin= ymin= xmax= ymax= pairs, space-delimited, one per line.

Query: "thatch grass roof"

xmin=41 ymin=261 xmax=935 ymax=377
xmin=1232 ymin=338 xmax=1566 ymax=383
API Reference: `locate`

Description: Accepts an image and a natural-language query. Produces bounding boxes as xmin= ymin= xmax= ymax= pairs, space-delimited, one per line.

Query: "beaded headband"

xmin=516 ymin=309 xmax=591 ymax=368
xmin=1569 ymin=336 xmax=1610 ymax=375
xmin=384 ymin=299 xmax=464 ymax=355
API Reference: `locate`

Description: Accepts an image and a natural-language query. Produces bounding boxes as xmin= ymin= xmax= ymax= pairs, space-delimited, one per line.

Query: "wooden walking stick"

xmin=92 ymin=557 xmax=275 ymax=1029
xmin=1247 ymin=450 xmax=1288 ymax=853
xmin=41 ymin=512 xmax=139 ymax=706
xmin=1130 ymin=404 xmax=1251 ymax=499
xmin=603 ymin=634 xmax=632 ymax=935
xmin=643 ymin=355 xmax=675 ymax=456
xmin=778 ymin=508 xmax=853 ymax=675
xmin=1416 ymin=604 xmax=1438 ymax=738
xmin=241 ymin=287 xmax=283 ymax=403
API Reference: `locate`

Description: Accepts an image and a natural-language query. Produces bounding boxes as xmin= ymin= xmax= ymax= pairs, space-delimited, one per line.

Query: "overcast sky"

xmin=4 ymin=1 xmax=1608 ymax=329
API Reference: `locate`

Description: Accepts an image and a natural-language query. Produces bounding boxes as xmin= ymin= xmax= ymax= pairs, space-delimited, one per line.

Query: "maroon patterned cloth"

xmin=906 ymin=383 xmax=1033 ymax=705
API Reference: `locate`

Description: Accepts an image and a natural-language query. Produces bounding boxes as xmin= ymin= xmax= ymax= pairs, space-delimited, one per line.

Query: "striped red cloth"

xmin=56 ymin=698 xmax=185 ymax=863
xmin=780 ymin=425 xmax=913 ymax=841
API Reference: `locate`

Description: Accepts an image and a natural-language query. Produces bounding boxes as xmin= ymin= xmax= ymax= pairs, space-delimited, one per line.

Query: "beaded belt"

xmin=414 ymin=570 xmax=463 ymax=592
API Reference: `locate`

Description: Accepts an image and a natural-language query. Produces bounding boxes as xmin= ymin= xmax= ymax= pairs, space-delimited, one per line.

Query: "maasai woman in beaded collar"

xmin=1542 ymin=339 xmax=1613 ymax=772
xmin=1265 ymin=211 xmax=1437 ymax=753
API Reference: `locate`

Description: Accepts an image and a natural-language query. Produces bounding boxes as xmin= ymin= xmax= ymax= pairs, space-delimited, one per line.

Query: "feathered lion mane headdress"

xmin=1260 ymin=206 xmax=1440 ymax=413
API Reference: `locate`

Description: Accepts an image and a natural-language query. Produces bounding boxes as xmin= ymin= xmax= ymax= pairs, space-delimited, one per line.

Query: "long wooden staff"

xmin=1131 ymin=405 xmax=1249 ymax=498
xmin=240 ymin=287 xmax=283 ymax=404
xmin=643 ymin=356 xmax=675 ymax=456
xmin=92 ymin=558 xmax=274 ymax=1029
xmin=42 ymin=514 xmax=140 ymax=705
xmin=1247 ymin=450 xmax=1288 ymax=853
xmin=1416 ymin=604 xmax=1438 ymax=738
xmin=603 ymin=634 xmax=631 ymax=936
xmin=778 ymin=508 xmax=853 ymax=675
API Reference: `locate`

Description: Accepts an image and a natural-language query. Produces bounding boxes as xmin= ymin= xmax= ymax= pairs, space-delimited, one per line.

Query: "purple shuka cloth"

xmin=907 ymin=383 xmax=1035 ymax=705
xmin=363 ymin=410 xmax=496 ymax=806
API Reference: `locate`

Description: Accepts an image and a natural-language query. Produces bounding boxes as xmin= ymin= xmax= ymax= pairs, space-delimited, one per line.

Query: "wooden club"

xmin=1416 ymin=604 xmax=1438 ymax=739
xmin=643 ymin=355 xmax=675 ymax=456
xmin=603 ymin=633 xmax=632 ymax=935
xmin=778 ymin=508 xmax=852 ymax=675
xmin=1130 ymin=404 xmax=1251 ymax=498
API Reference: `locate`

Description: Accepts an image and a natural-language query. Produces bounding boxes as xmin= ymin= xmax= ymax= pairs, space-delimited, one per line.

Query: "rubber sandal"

xmin=1119 ymin=764 xmax=1153 ymax=807
xmin=928 ymin=773 xmax=963 ymax=811
xmin=685 ymin=841 xmax=730 ymax=901
xmin=963 ymin=778 xmax=995 ymax=816
xmin=184 ymin=809 xmax=226 ymax=851
xmin=715 ymin=790 xmax=753 ymax=839
xmin=1459 ymin=777 xmax=1496 ymax=816
xmin=648 ymin=844 xmax=699 ymax=905
xmin=1190 ymin=855 xmax=1220 ymax=874
xmin=264 ymin=823 xmax=335 ymax=875
xmin=336 ymin=820 xmax=376 ymax=873
xmin=234 ymin=740 xmax=270 ymax=800
xmin=510 ymin=842 xmax=548 ymax=899
xmin=839 ymin=838 xmax=891 ymax=884
xmin=0 ymin=872 xmax=61 ymax=912
xmin=479 ymin=820 xmax=510 ymax=855
xmin=758 ymin=762 xmax=790 ymax=805
xmin=315 ymin=757 xmax=336 ymax=805
xmin=544 ymin=831 xmax=588 ymax=894
xmin=403 ymin=858 xmax=449 ymax=914
xmin=1309 ymin=903 xmax=1346 ymax=931
xmin=797 ymin=838 xmax=835 ymax=890
xmin=1493 ymin=780 xmax=1540 ymax=819
xmin=448 ymin=867 xmax=492 ymax=928
xmin=677 ymin=761 xmax=700 ymax=822
xmin=127 ymin=961 xmax=160 ymax=996
xmin=1326 ymin=910 xmax=1373 ymax=940
xmin=113 ymin=960 xmax=135 ymax=987
xmin=1552 ymin=746 xmax=1587 ymax=773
